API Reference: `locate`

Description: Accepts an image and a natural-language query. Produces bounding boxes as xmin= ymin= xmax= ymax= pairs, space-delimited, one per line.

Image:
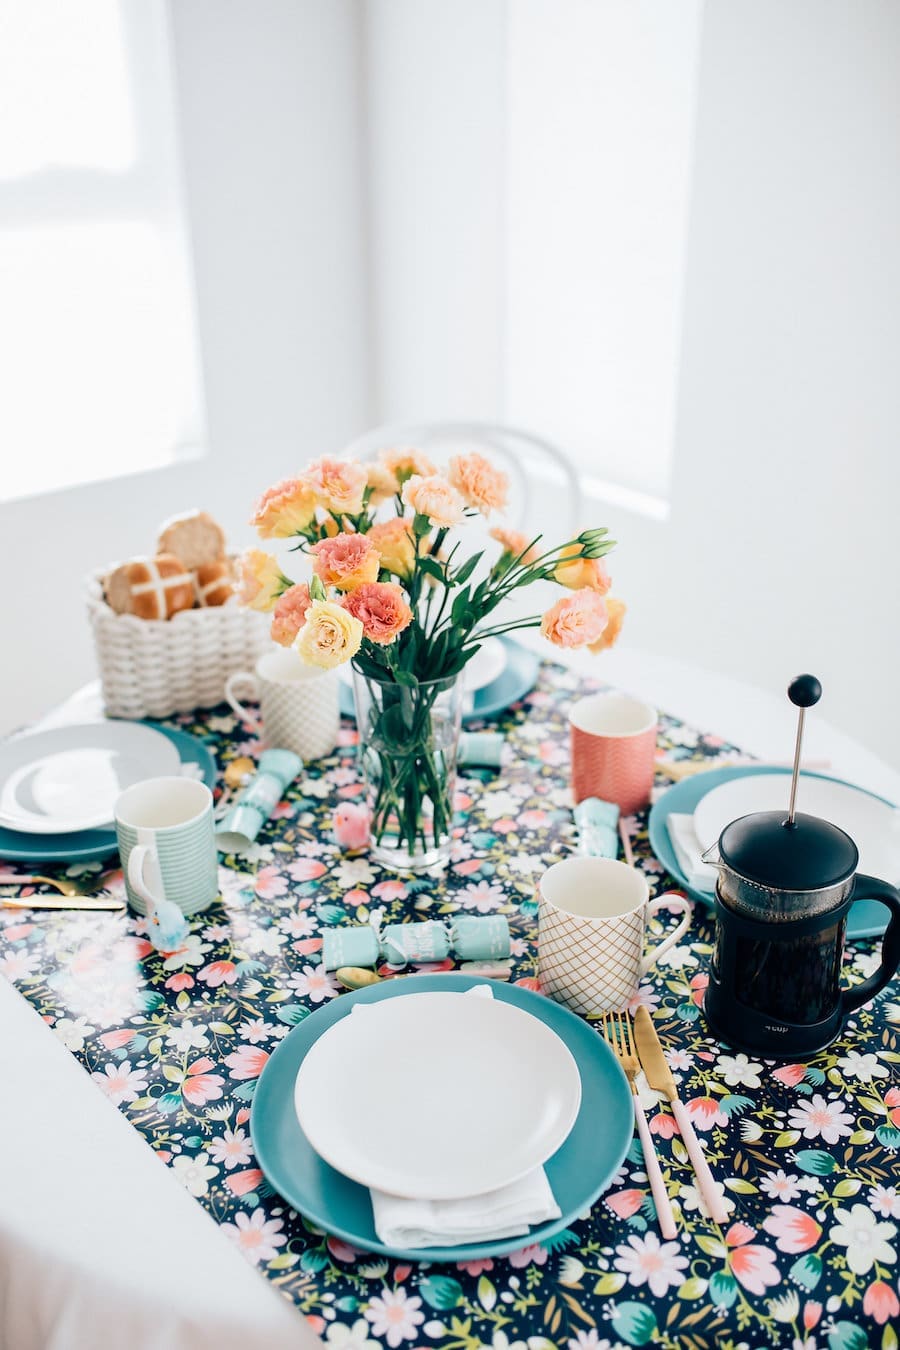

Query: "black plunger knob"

xmin=788 ymin=674 xmax=822 ymax=709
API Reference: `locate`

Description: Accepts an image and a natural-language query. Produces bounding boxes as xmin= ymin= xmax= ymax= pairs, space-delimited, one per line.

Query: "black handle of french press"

xmin=841 ymin=876 xmax=900 ymax=1014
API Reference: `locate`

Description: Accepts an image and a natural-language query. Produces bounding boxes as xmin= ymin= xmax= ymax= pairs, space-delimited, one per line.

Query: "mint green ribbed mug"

xmin=115 ymin=777 xmax=219 ymax=917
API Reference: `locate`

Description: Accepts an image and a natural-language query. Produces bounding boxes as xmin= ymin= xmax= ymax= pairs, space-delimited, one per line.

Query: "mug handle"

xmin=640 ymin=893 xmax=693 ymax=975
xmin=225 ymin=671 xmax=262 ymax=733
xmin=127 ymin=844 xmax=165 ymax=912
xmin=842 ymin=874 xmax=900 ymax=1014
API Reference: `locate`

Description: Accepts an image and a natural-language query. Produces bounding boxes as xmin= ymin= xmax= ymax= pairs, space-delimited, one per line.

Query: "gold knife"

xmin=633 ymin=1006 xmax=729 ymax=1224
xmin=1 ymin=895 xmax=126 ymax=912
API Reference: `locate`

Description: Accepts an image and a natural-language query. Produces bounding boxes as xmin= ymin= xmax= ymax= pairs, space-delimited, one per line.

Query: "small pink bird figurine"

xmin=333 ymin=802 xmax=371 ymax=852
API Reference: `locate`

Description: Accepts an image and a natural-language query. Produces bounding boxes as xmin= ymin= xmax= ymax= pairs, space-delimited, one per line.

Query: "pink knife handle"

xmin=632 ymin=1095 xmax=677 ymax=1241
xmin=672 ymin=1098 xmax=729 ymax=1225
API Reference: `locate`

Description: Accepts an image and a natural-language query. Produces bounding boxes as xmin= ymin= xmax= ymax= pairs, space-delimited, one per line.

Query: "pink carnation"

xmin=311 ymin=532 xmax=380 ymax=591
xmin=540 ymin=588 xmax=608 ymax=648
xmin=340 ymin=581 xmax=413 ymax=645
xmin=270 ymin=583 xmax=312 ymax=646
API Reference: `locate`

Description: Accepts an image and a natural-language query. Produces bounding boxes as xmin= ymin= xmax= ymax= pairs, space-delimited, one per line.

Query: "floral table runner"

xmin=1 ymin=664 xmax=899 ymax=1350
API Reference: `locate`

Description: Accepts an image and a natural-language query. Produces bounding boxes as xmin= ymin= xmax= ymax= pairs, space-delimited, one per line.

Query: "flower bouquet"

xmin=239 ymin=450 xmax=623 ymax=870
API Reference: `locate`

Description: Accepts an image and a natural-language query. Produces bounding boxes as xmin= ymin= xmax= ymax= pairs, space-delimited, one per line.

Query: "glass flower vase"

xmin=351 ymin=668 xmax=463 ymax=872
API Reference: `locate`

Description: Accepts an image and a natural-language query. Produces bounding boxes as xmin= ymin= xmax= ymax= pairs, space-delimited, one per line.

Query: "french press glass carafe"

xmin=703 ymin=675 xmax=900 ymax=1059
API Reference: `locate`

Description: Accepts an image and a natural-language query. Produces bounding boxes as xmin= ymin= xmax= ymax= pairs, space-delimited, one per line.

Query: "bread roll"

xmin=157 ymin=510 xmax=226 ymax=571
xmin=104 ymin=555 xmax=195 ymax=620
xmin=193 ymin=558 xmax=234 ymax=608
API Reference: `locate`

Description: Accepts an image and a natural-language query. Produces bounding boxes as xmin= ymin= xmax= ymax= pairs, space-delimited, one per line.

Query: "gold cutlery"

xmin=633 ymin=1006 xmax=728 ymax=1224
xmin=0 ymin=870 xmax=117 ymax=898
xmin=656 ymin=757 xmax=831 ymax=783
xmin=601 ymin=1010 xmax=677 ymax=1240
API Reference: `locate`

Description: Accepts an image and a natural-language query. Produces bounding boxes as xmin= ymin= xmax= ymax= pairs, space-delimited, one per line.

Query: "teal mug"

xmin=115 ymin=777 xmax=219 ymax=917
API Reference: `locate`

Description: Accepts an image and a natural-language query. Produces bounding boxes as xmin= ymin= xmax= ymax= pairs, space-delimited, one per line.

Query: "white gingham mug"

xmin=538 ymin=857 xmax=691 ymax=1015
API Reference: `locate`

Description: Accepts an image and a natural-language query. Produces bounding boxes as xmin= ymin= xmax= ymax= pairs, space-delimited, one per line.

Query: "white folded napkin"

xmin=666 ymin=813 xmax=717 ymax=890
xmin=355 ymin=985 xmax=561 ymax=1248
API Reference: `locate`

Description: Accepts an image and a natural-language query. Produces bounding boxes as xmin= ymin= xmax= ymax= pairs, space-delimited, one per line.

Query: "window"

xmin=0 ymin=0 xmax=206 ymax=502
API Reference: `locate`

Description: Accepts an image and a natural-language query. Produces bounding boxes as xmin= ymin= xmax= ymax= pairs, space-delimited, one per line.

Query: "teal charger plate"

xmin=339 ymin=637 xmax=541 ymax=725
xmin=648 ymin=764 xmax=893 ymax=940
xmin=250 ymin=973 xmax=634 ymax=1263
xmin=0 ymin=725 xmax=217 ymax=865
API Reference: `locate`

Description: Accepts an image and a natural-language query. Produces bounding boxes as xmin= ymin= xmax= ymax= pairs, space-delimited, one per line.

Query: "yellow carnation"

xmin=295 ymin=599 xmax=363 ymax=669
xmin=588 ymin=596 xmax=626 ymax=652
xmin=249 ymin=478 xmax=317 ymax=538
xmin=553 ymin=544 xmax=612 ymax=594
xmin=367 ymin=517 xmax=416 ymax=578
xmin=236 ymin=549 xmax=291 ymax=612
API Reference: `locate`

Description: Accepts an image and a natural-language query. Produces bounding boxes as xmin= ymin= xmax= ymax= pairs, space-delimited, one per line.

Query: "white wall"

xmin=613 ymin=0 xmax=900 ymax=767
xmin=360 ymin=0 xmax=900 ymax=770
xmin=0 ymin=0 xmax=371 ymax=734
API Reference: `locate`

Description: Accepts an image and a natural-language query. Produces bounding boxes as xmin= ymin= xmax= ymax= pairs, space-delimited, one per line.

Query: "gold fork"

xmin=602 ymin=1010 xmax=678 ymax=1241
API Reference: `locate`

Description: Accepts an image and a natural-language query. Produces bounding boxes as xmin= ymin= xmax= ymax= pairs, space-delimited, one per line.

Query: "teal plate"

xmin=0 ymin=725 xmax=218 ymax=865
xmin=339 ymin=637 xmax=541 ymax=725
xmin=648 ymin=764 xmax=893 ymax=940
xmin=250 ymin=973 xmax=633 ymax=1263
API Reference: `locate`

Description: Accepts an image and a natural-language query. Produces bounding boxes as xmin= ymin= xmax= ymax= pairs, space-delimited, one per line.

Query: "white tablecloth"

xmin=1 ymin=648 xmax=897 ymax=1350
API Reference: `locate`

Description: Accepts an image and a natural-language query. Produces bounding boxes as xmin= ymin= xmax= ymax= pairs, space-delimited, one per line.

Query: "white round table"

xmin=1 ymin=655 xmax=897 ymax=1350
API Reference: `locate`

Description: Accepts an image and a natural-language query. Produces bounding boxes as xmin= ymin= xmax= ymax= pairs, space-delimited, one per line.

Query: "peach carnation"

xmin=270 ymin=583 xmax=312 ymax=646
xmin=367 ymin=517 xmax=416 ymax=578
xmin=490 ymin=525 xmax=540 ymax=564
xmin=250 ymin=478 xmax=317 ymax=538
xmin=304 ymin=457 xmax=368 ymax=516
xmin=401 ymin=473 xmax=465 ymax=528
xmin=448 ymin=452 xmax=508 ymax=515
xmin=366 ymin=462 xmax=400 ymax=507
xmin=236 ymin=550 xmax=291 ymax=612
xmin=378 ymin=447 xmax=436 ymax=489
xmin=588 ymin=596 xmax=625 ymax=653
xmin=554 ymin=544 xmax=612 ymax=593
xmin=311 ymin=532 xmax=380 ymax=591
xmin=540 ymin=589 xmax=609 ymax=649
xmin=341 ymin=582 xmax=413 ymax=646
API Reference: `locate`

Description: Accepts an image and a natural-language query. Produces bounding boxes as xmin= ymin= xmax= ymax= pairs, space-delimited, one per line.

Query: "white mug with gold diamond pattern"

xmin=538 ymin=857 xmax=692 ymax=1014
xmin=225 ymin=647 xmax=339 ymax=761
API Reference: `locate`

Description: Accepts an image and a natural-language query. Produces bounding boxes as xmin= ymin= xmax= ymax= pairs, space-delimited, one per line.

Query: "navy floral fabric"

xmin=1 ymin=663 xmax=899 ymax=1350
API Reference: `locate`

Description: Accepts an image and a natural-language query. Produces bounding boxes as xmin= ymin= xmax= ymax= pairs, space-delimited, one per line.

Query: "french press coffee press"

xmin=703 ymin=675 xmax=900 ymax=1059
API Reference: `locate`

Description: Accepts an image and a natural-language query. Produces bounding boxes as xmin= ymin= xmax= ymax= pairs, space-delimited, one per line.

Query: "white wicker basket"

xmin=86 ymin=571 xmax=272 ymax=720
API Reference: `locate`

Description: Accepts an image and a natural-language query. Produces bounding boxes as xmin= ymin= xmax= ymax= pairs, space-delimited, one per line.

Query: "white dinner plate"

xmin=293 ymin=990 xmax=582 ymax=1200
xmin=694 ymin=772 xmax=900 ymax=882
xmin=463 ymin=637 xmax=508 ymax=693
xmin=0 ymin=722 xmax=181 ymax=835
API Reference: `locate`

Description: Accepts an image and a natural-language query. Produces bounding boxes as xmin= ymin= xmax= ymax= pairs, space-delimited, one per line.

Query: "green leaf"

xmin=477 ymin=1276 xmax=496 ymax=1311
xmin=677 ymin=1278 xmax=707 ymax=1300
xmin=883 ymin=1325 xmax=898 ymax=1350
xmin=724 ymin=1179 xmax=758 ymax=1194
xmin=610 ymin=1301 xmax=658 ymax=1346
xmin=417 ymin=556 xmax=444 ymax=581
xmin=392 ymin=668 xmax=418 ymax=688
xmin=162 ymin=1064 xmax=184 ymax=1084
xmin=412 ymin=512 xmax=431 ymax=538
xmin=452 ymin=553 xmax=482 ymax=586
xmin=795 ymin=1149 xmax=837 ymax=1174
xmin=833 ymin=1178 xmax=862 ymax=1197
xmin=419 ymin=1276 xmax=463 ymax=1311
xmin=268 ymin=1252 xmax=299 ymax=1270
xmin=774 ymin=1130 xmax=801 ymax=1147
xmin=209 ymin=1022 xmax=234 ymax=1036
xmin=593 ymin=1272 xmax=626 ymax=1295
xmin=695 ymin=1234 xmax=728 ymax=1259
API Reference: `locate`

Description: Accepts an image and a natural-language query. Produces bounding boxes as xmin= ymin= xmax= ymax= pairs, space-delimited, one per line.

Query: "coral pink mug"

xmin=569 ymin=692 xmax=657 ymax=813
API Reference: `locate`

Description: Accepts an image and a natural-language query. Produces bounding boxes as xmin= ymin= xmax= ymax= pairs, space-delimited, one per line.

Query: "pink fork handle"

xmin=672 ymin=1099 xmax=729 ymax=1225
xmin=632 ymin=1095 xmax=677 ymax=1241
